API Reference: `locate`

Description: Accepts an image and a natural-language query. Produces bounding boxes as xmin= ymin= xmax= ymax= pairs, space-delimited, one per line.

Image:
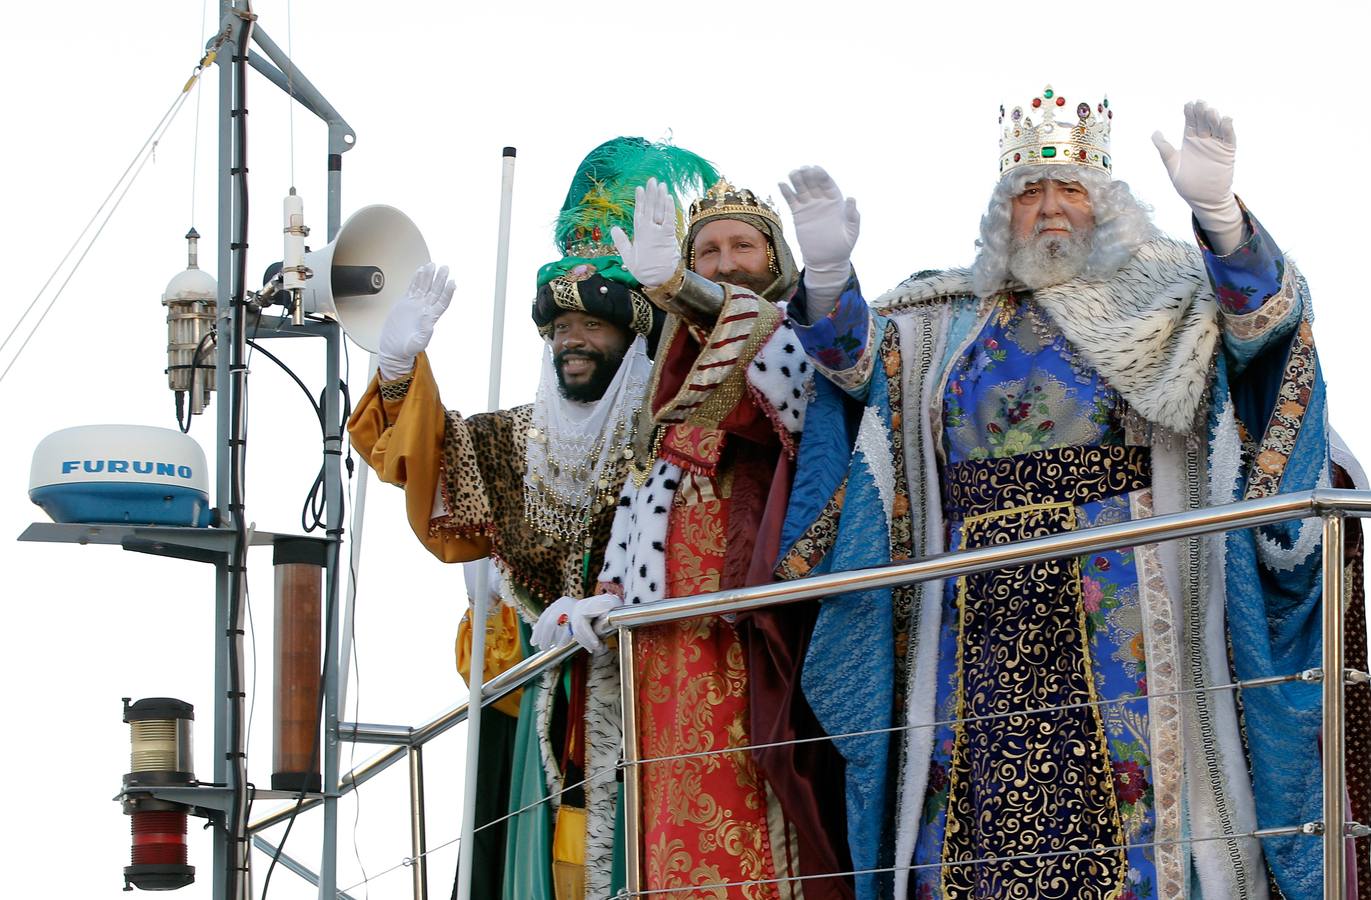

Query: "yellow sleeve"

xmin=347 ymin=353 xmax=491 ymax=563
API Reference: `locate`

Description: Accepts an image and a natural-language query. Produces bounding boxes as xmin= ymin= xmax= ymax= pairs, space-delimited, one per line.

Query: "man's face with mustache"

xmin=1009 ymin=179 xmax=1095 ymax=246
xmin=551 ymin=310 xmax=631 ymax=403
xmin=690 ymin=218 xmax=775 ymax=295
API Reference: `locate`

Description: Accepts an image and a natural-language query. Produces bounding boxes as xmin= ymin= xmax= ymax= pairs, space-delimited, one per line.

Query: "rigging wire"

xmin=460 ymin=667 xmax=1305 ymax=840
xmin=617 ymin=821 xmax=1310 ymax=899
xmin=329 ymin=665 xmax=1324 ymax=892
xmin=286 ymin=0 xmax=296 ymax=189
xmin=0 ymin=91 xmax=191 ymax=389
xmin=0 ymin=32 xmax=228 ymax=389
xmin=190 ymin=0 xmax=209 ymax=225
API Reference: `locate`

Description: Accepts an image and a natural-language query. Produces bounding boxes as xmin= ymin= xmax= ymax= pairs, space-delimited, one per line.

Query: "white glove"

xmin=531 ymin=596 xmax=577 ymax=652
xmin=377 ymin=262 xmax=455 ymax=381
xmin=570 ymin=594 xmax=621 ymax=655
xmin=610 ymin=178 xmax=682 ymax=290
xmin=778 ymin=166 xmax=861 ymax=311
xmin=1151 ymin=101 xmax=1244 ymax=255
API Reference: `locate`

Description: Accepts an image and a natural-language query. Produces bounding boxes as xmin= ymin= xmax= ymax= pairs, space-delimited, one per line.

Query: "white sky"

xmin=2 ymin=2 xmax=1368 ymax=898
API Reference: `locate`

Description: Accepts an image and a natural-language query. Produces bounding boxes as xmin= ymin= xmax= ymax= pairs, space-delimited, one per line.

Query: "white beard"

xmin=1008 ymin=228 xmax=1091 ymax=289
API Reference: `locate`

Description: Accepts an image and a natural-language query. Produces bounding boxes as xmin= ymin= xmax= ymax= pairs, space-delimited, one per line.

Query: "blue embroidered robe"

xmin=779 ymin=208 xmax=1347 ymax=900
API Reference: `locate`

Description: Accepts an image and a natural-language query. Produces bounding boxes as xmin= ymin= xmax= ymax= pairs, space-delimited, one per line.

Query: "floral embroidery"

xmin=943 ymin=296 xmax=1123 ymax=463
xmin=1196 ymin=202 xmax=1284 ymax=316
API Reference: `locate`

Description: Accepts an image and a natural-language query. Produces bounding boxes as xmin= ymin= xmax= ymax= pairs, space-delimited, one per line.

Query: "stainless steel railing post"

xmin=1322 ymin=512 xmax=1347 ymax=900
xmin=408 ymin=745 xmax=429 ymax=900
xmin=618 ymin=626 xmax=643 ymax=897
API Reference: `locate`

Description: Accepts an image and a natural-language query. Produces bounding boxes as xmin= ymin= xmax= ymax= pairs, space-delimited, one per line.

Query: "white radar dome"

xmin=30 ymin=424 xmax=212 ymax=527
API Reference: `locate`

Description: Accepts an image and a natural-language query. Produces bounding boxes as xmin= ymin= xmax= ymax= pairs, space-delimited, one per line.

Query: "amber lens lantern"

xmin=122 ymin=697 xmax=195 ymax=891
xmin=272 ymin=537 xmax=325 ymax=792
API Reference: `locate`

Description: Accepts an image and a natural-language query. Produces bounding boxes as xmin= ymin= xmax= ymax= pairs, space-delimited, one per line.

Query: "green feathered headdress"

xmin=535 ymin=137 xmax=718 ymax=288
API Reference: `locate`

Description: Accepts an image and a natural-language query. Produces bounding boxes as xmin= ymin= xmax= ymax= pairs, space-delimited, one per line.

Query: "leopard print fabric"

xmin=433 ymin=409 xmax=493 ymax=539
xmin=440 ymin=404 xmax=624 ymax=619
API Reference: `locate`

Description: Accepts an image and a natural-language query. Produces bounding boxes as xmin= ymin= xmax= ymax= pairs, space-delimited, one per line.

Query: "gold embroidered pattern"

xmin=943 ymin=502 xmax=1127 ymax=900
xmin=378 ymin=375 xmax=413 ymax=402
xmin=1243 ymin=319 xmax=1316 ymax=500
xmin=940 ymin=447 xmax=1150 ymax=900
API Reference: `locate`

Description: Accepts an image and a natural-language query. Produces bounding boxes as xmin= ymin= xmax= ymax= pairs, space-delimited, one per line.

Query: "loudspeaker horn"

xmin=300 ymin=205 xmax=430 ymax=352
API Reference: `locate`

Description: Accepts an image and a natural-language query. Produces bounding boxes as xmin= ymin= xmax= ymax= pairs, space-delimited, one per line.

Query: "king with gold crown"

xmin=761 ymin=90 xmax=1371 ymax=900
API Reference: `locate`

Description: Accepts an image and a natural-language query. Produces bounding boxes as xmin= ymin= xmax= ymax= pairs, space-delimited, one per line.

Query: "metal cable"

xmin=339 ymin=836 xmax=458 ymax=894
xmin=618 ymin=822 xmax=1309 ymax=897
xmin=459 ymin=667 xmax=1307 ymax=837
xmin=627 ymin=668 xmax=1306 ymax=772
xmin=0 ymin=34 xmax=229 ymax=385
xmin=354 ymin=809 xmax=1309 ymax=896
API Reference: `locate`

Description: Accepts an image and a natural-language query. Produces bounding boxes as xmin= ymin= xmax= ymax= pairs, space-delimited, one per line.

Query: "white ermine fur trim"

xmin=1029 ymin=237 xmax=1218 ymax=434
xmin=875 ymin=238 xmax=1224 ymax=434
xmin=875 ymin=268 xmax=979 ymax=311
xmin=598 ymin=460 xmax=680 ymax=606
xmin=747 ymin=319 xmax=813 ymax=436
xmin=583 ymin=650 xmax=622 ymax=900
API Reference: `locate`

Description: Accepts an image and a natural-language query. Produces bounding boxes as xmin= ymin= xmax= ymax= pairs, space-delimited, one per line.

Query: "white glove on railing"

xmin=570 ymin=594 xmax=621 ymax=655
xmin=610 ymin=178 xmax=682 ymax=290
xmin=779 ymin=166 xmax=860 ymax=315
xmin=531 ymin=596 xmax=577 ymax=652
xmin=1151 ymin=101 xmax=1244 ymax=255
xmin=377 ymin=262 xmax=455 ymax=381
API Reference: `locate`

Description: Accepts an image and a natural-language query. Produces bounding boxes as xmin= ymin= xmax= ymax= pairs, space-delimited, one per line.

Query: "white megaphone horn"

xmin=299 ymin=205 xmax=430 ymax=352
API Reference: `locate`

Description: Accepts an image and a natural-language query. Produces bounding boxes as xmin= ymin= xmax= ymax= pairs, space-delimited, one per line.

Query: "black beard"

xmin=554 ymin=346 xmax=625 ymax=403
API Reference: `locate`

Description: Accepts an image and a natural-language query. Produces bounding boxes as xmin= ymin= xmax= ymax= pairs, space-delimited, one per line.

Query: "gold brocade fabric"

xmin=454 ymin=602 xmax=524 ymax=719
xmin=941 ymin=447 xmax=1149 ymax=900
xmin=636 ymin=494 xmax=784 ymax=900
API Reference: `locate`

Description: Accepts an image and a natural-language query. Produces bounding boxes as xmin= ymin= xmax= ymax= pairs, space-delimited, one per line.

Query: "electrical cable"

xmin=257 ymin=349 xmax=353 ymax=898
xmin=224 ymin=13 xmax=253 ymax=897
xmin=176 ymin=330 xmax=216 ymax=433
xmin=245 ymin=339 xmax=322 ymax=421
xmin=302 ymin=380 xmax=351 ymax=533
xmin=0 ymin=91 xmax=192 ymax=389
xmin=243 ymin=336 xmax=351 ymax=532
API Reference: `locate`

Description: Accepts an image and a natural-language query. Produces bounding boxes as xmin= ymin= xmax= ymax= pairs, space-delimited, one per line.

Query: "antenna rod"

xmin=456 ymin=145 xmax=516 ymax=900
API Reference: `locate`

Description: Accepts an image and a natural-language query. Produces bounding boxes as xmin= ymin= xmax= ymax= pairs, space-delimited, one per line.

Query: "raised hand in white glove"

xmin=570 ymin=594 xmax=621 ymax=655
xmin=778 ymin=166 xmax=861 ymax=314
xmin=1151 ymin=101 xmax=1244 ymax=255
xmin=610 ymin=178 xmax=682 ymax=291
xmin=531 ymin=596 xmax=577 ymax=652
xmin=378 ymin=262 xmax=456 ymax=381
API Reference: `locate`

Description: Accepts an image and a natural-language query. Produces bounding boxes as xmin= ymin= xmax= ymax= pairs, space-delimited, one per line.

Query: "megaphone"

xmin=299 ymin=205 xmax=430 ymax=352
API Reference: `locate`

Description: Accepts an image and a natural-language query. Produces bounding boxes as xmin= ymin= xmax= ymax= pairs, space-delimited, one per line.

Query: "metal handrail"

xmin=249 ymin=487 xmax=1368 ymax=900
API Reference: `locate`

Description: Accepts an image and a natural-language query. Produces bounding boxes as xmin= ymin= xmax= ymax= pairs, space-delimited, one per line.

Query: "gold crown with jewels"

xmin=688 ymin=178 xmax=782 ymax=230
xmin=999 ymin=85 xmax=1112 ymax=178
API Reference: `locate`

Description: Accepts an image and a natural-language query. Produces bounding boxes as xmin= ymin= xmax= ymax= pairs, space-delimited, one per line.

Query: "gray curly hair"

xmin=970 ymin=164 xmax=1157 ymax=297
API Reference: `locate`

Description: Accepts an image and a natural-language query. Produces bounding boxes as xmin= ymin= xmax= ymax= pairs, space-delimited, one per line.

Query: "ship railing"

xmin=249 ymin=487 xmax=1371 ymax=899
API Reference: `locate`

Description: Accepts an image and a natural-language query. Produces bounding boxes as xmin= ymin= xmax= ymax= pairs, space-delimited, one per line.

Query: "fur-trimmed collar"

xmin=876 ymin=236 xmax=1219 ymax=433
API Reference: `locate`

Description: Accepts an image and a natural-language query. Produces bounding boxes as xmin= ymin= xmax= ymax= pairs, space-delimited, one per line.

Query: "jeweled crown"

xmin=999 ymin=85 xmax=1112 ymax=178
xmin=688 ymin=178 xmax=782 ymax=230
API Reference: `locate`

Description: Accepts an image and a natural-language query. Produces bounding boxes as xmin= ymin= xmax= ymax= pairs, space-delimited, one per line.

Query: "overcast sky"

xmin=2 ymin=2 xmax=1367 ymax=897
